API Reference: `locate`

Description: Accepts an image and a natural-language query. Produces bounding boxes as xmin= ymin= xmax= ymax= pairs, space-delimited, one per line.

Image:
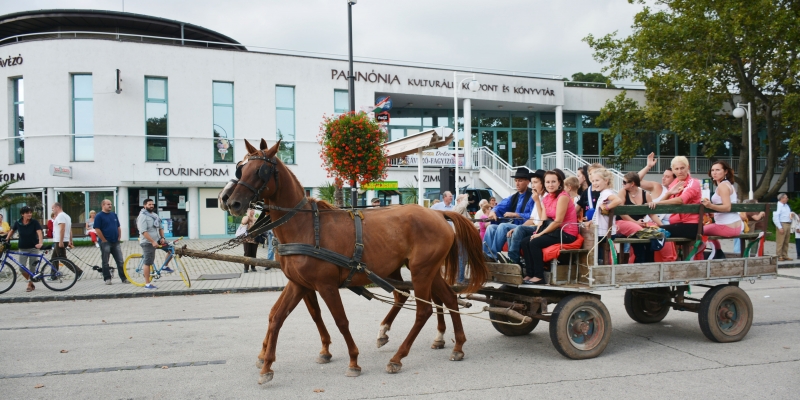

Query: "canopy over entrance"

xmin=384 ymin=127 xmax=454 ymax=206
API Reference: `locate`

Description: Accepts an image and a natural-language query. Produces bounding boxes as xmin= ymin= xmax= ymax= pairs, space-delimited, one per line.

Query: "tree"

xmin=585 ymin=0 xmax=799 ymax=200
xmin=0 ymin=172 xmax=41 ymax=220
xmin=318 ymin=112 xmax=388 ymax=207
xmin=566 ymin=72 xmax=616 ymax=88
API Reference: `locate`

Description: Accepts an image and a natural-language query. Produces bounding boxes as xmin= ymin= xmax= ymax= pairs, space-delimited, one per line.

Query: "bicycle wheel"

xmin=0 ymin=261 xmax=17 ymax=294
xmin=174 ymin=256 xmax=191 ymax=288
xmin=123 ymin=254 xmax=146 ymax=287
xmin=40 ymin=259 xmax=79 ymax=291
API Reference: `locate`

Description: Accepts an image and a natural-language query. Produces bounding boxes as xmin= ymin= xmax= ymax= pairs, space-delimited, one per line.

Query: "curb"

xmin=0 ymin=286 xmax=284 ymax=304
xmin=779 ymin=261 xmax=800 ymax=269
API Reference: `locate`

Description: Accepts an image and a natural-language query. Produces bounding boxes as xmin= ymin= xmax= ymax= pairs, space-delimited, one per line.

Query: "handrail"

xmin=472 ymin=147 xmax=531 ymax=192
xmin=542 ymin=151 xmax=625 ymax=190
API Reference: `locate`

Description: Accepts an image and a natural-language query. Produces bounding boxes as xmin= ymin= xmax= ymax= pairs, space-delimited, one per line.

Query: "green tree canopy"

xmin=585 ymin=0 xmax=799 ymax=200
xmin=566 ymin=72 xmax=616 ymax=88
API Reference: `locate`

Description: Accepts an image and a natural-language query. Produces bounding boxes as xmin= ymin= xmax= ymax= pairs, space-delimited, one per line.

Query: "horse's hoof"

xmin=316 ymin=354 xmax=332 ymax=364
xmin=385 ymin=362 xmax=402 ymax=374
xmin=258 ymin=372 xmax=274 ymax=385
xmin=345 ymin=367 xmax=361 ymax=377
xmin=255 ymin=359 xmax=264 ymax=369
xmin=431 ymin=339 xmax=445 ymax=349
xmin=376 ymin=337 xmax=389 ymax=348
xmin=450 ymin=351 xmax=464 ymax=361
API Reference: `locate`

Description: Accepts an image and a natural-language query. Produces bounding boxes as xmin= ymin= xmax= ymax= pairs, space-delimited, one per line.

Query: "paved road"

xmin=1 ymin=269 xmax=799 ymax=399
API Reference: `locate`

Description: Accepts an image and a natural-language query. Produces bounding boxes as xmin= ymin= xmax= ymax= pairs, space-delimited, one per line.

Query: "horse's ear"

xmin=266 ymin=139 xmax=281 ymax=157
xmin=260 ymin=138 xmax=269 ymax=150
xmin=244 ymin=139 xmax=257 ymax=154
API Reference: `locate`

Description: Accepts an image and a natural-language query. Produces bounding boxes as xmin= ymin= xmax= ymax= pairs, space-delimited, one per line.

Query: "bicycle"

xmin=123 ymin=238 xmax=190 ymax=287
xmin=0 ymin=238 xmax=81 ymax=294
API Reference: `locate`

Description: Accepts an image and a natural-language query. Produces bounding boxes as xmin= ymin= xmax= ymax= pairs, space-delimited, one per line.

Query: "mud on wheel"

xmin=549 ymin=294 xmax=612 ymax=359
xmin=624 ymin=287 xmax=671 ymax=324
xmin=698 ymin=284 xmax=753 ymax=343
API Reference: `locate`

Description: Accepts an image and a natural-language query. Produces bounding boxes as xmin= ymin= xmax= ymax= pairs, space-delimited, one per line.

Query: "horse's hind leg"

xmin=259 ymin=283 xmax=307 ymax=384
xmin=377 ymin=269 xmax=407 ymax=348
xmin=433 ymin=276 xmax=466 ymax=361
xmin=317 ymin=286 xmax=362 ymax=377
xmin=431 ymin=290 xmax=446 ymax=349
xmin=387 ymin=268 xmax=435 ymax=374
xmin=304 ymin=291 xmax=333 ymax=364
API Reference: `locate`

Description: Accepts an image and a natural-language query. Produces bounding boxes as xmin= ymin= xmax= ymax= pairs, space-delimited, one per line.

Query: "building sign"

xmin=330 ymin=68 xmax=556 ymax=96
xmin=394 ymin=150 xmax=465 ymax=167
xmin=362 ymin=181 xmax=398 ymax=190
xmin=376 ymin=111 xmax=390 ymax=123
xmin=156 ymin=167 xmax=229 ymax=177
xmin=50 ymin=165 xmax=73 ymax=178
xmin=0 ymin=54 xmax=22 ymax=68
xmin=414 ymin=175 xmax=467 ymax=183
xmin=0 ymin=172 xmax=24 ymax=182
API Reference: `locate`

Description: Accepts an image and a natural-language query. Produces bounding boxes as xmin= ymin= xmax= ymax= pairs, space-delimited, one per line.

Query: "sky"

xmin=0 ymin=0 xmax=644 ymax=82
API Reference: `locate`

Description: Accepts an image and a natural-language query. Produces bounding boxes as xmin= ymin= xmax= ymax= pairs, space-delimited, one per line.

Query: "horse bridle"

xmin=231 ymin=150 xmax=280 ymax=205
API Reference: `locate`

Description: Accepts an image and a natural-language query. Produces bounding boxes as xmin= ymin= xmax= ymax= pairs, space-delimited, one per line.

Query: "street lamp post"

xmin=347 ymin=0 xmax=357 ymax=207
xmin=732 ymin=102 xmax=754 ymax=200
xmin=453 ymin=73 xmax=479 ymax=200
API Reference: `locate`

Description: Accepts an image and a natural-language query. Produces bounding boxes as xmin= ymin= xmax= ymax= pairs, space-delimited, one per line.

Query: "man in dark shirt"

xmin=5 ymin=206 xmax=43 ymax=292
xmin=93 ymin=199 xmax=128 ymax=284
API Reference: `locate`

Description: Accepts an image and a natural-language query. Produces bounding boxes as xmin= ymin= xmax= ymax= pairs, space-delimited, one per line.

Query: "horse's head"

xmin=223 ymin=138 xmax=282 ymax=216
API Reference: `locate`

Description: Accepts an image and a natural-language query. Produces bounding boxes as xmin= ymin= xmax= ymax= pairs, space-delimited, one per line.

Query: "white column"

xmin=463 ymin=98 xmax=472 ymax=169
xmin=188 ymin=186 xmax=199 ymax=239
xmin=418 ymin=148 xmax=424 ymax=206
xmin=555 ymin=105 xmax=564 ymax=169
xmin=117 ymin=187 xmax=129 ymax=241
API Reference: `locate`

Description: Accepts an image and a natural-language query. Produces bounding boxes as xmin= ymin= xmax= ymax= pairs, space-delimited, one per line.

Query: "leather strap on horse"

xmin=276 ymin=212 xmax=395 ymax=293
xmin=245 ymin=197 xmax=308 ymax=240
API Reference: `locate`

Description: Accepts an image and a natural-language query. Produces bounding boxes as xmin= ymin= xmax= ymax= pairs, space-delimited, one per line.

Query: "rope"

xmin=391 ymin=289 xmax=530 ymax=326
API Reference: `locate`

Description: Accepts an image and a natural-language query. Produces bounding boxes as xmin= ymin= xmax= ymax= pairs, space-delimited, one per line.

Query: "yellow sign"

xmin=361 ymin=181 xmax=398 ymax=190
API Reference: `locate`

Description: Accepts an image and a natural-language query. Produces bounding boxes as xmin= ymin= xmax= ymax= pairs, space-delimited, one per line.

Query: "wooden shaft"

xmin=175 ymin=246 xmax=282 ymax=269
xmin=483 ymin=306 xmax=532 ymax=323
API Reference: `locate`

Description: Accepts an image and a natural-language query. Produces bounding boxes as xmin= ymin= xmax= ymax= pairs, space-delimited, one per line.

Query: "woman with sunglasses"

xmin=521 ymin=171 xmax=578 ymax=284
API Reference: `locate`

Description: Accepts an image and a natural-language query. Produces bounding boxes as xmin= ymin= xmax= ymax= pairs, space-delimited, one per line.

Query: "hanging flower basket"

xmin=318 ymin=112 xmax=388 ymax=188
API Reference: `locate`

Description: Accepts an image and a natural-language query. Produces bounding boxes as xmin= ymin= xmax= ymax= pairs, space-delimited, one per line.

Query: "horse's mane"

xmin=310 ymin=197 xmax=338 ymax=210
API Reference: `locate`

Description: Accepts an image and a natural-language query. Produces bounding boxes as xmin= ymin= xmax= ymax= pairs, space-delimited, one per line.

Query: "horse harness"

xmin=239 ymin=192 xmax=394 ymax=294
xmin=231 ymin=150 xmax=280 ymax=206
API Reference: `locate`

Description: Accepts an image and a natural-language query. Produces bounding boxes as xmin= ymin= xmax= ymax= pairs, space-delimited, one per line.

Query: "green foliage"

xmin=584 ymin=0 xmax=799 ymax=201
xmin=317 ymin=181 xmax=351 ymax=207
xmin=566 ymin=72 xmax=616 ymax=88
xmin=0 ymin=171 xmax=37 ymax=218
xmin=400 ymin=183 xmax=420 ymax=205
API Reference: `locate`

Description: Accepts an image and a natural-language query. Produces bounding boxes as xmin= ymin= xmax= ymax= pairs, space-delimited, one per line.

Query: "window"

xmin=334 ymin=89 xmax=349 ymax=115
xmin=145 ymin=77 xmax=168 ymax=161
xmin=72 ymin=74 xmax=93 ymax=161
xmin=275 ymin=86 xmax=295 ymax=163
xmin=213 ymin=82 xmax=234 ymax=163
xmin=11 ymin=78 xmax=23 ymax=164
xmin=58 ymin=191 xmax=114 ymax=237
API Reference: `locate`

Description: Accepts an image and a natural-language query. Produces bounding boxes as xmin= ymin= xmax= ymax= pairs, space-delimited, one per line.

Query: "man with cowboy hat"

xmin=505 ymin=169 xmax=546 ymax=264
xmin=483 ymin=167 xmax=535 ymax=258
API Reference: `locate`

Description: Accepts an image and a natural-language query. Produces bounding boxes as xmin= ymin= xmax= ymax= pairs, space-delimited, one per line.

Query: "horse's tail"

xmin=441 ymin=211 xmax=489 ymax=294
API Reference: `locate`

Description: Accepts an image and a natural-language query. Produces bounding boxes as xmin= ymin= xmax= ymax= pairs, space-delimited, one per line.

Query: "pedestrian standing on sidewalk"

xmin=792 ymin=212 xmax=800 ymax=260
xmin=86 ymin=210 xmax=99 ymax=247
xmin=137 ymin=198 xmax=171 ymax=290
xmin=239 ymin=208 xmax=259 ymax=273
xmin=52 ymin=202 xmax=83 ymax=278
xmin=94 ymin=199 xmax=127 ymax=285
xmin=773 ymin=193 xmax=795 ymax=261
xmin=5 ymin=206 xmax=43 ymax=292
xmin=46 ymin=212 xmax=55 ymax=239
xmin=0 ymin=213 xmax=10 ymax=236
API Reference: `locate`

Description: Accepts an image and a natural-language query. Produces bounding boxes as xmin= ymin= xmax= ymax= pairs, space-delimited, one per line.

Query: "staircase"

xmin=471 ymin=148 xmax=625 ymax=199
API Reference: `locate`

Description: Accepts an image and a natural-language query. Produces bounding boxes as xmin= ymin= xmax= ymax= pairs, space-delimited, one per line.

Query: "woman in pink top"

xmin=648 ymin=156 xmax=703 ymax=258
xmin=521 ymin=171 xmax=578 ymax=284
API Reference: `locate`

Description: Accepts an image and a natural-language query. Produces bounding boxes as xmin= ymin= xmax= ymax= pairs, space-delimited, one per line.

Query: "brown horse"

xmin=221 ymin=139 xmax=488 ymax=384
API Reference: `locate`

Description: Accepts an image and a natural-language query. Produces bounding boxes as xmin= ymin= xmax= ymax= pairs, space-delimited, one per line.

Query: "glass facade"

xmin=145 ymin=77 xmax=168 ymax=161
xmin=72 ymin=74 xmax=93 ymax=161
xmin=334 ymin=89 xmax=349 ymax=115
xmin=275 ymin=86 xmax=295 ymax=163
xmin=213 ymin=81 xmax=234 ymax=163
xmin=12 ymin=78 xmax=24 ymax=164
xmin=57 ymin=190 xmax=114 ymax=237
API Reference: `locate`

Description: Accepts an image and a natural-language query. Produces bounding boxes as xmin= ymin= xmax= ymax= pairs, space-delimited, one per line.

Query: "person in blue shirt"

xmin=93 ymin=199 xmax=128 ymax=284
xmin=483 ymin=168 xmax=535 ymax=257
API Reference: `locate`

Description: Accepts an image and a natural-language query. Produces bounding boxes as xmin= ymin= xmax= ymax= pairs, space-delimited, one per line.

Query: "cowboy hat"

xmin=530 ymin=169 xmax=546 ymax=181
xmin=511 ymin=167 xmax=532 ymax=179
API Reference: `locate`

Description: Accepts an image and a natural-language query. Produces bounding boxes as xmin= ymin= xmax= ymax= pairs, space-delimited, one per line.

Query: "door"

xmin=479 ymin=129 xmax=511 ymax=165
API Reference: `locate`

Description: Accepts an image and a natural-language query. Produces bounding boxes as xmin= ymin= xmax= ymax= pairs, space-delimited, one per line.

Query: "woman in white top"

xmin=700 ymin=161 xmax=741 ymax=254
xmin=588 ymin=169 xmax=623 ymax=264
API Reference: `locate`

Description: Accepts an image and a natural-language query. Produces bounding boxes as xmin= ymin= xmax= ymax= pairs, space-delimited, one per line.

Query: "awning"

xmin=384 ymin=127 xmax=454 ymax=159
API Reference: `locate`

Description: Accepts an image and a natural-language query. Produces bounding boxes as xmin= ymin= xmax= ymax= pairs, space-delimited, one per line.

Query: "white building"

xmin=0 ymin=9 xmax=650 ymax=239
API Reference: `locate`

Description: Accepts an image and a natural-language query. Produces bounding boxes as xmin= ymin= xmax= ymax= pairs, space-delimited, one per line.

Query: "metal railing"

xmin=578 ymin=155 xmax=799 ymax=175
xmin=542 ymin=151 xmax=625 ymax=190
xmin=472 ymin=147 xmax=532 ymax=191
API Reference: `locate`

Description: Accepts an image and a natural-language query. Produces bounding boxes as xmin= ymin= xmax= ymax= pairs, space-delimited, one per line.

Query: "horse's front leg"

xmin=377 ymin=269 xmax=406 ymax=348
xmin=431 ymin=290 xmax=447 ymax=349
xmin=387 ymin=266 xmax=435 ymax=374
xmin=257 ymin=285 xmax=290 ymax=369
xmin=303 ymin=291 xmax=333 ymax=364
xmin=259 ymin=283 xmax=307 ymax=384
xmin=317 ymin=286 xmax=361 ymax=377
xmin=433 ymin=275 xmax=466 ymax=361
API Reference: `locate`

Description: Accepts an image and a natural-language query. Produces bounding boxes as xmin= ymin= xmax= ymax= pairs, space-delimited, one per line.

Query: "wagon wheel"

xmin=698 ymin=285 xmax=753 ymax=343
xmin=624 ymin=288 xmax=671 ymax=324
xmin=489 ymin=310 xmax=539 ymax=336
xmin=549 ymin=294 xmax=612 ymax=360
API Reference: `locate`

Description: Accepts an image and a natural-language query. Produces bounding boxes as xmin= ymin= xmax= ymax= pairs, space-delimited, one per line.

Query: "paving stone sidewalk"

xmin=0 ymin=239 xmax=289 ymax=303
